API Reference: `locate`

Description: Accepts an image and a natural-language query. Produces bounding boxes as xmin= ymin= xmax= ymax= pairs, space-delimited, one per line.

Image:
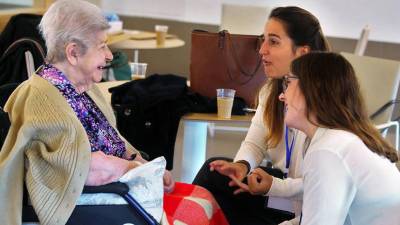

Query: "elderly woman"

xmin=0 ymin=1 xmax=228 ymax=225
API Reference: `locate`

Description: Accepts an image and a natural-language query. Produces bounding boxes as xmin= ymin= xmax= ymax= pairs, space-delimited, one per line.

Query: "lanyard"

xmin=285 ymin=125 xmax=295 ymax=170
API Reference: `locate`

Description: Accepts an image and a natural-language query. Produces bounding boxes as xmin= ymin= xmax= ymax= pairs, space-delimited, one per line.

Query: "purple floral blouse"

xmin=38 ymin=64 xmax=126 ymax=157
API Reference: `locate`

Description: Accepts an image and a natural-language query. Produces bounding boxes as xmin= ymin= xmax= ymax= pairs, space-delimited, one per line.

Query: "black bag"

xmin=110 ymin=74 xmax=190 ymax=170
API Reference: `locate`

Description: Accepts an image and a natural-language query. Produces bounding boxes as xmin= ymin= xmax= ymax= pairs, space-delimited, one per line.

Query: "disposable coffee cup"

xmin=155 ymin=25 xmax=168 ymax=46
xmin=130 ymin=62 xmax=147 ymax=80
xmin=216 ymin=88 xmax=236 ymax=119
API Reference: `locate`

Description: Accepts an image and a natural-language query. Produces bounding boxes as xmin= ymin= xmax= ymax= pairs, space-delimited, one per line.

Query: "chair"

xmin=0 ymin=137 xmax=158 ymax=225
xmin=341 ymin=52 xmax=400 ymax=150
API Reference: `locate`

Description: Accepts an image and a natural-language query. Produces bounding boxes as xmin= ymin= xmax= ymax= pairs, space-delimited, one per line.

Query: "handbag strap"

xmin=220 ymin=30 xmax=263 ymax=84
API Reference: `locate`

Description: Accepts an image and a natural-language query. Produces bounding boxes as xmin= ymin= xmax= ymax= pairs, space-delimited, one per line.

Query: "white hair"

xmin=39 ymin=0 xmax=110 ymax=63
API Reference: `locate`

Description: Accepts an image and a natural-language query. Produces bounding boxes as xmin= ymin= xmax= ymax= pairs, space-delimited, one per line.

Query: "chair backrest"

xmin=220 ymin=4 xmax=269 ymax=35
xmin=341 ymin=52 xmax=400 ymax=125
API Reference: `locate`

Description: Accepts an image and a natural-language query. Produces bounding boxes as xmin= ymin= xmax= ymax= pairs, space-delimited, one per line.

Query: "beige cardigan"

xmin=0 ymin=74 xmax=136 ymax=225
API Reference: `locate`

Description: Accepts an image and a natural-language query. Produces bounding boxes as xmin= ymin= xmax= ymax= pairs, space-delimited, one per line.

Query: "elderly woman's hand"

xmin=163 ymin=170 xmax=175 ymax=193
xmin=85 ymin=151 xmax=140 ymax=186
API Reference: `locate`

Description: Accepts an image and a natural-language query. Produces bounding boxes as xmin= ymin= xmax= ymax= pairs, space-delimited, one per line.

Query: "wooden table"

xmin=179 ymin=113 xmax=254 ymax=183
xmin=107 ymin=30 xmax=185 ymax=63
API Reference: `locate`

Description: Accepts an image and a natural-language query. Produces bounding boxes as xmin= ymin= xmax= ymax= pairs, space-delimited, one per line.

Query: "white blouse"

xmin=302 ymin=127 xmax=400 ymax=225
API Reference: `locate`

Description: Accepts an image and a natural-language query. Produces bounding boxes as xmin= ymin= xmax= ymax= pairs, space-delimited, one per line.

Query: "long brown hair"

xmin=292 ymin=52 xmax=398 ymax=162
xmin=263 ymin=6 xmax=330 ymax=147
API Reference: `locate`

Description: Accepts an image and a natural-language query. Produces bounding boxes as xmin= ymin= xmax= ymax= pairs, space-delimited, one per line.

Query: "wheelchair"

xmin=1 ymin=96 xmax=159 ymax=225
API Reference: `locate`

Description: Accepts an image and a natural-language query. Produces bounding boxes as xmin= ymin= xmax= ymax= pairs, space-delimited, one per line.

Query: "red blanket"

xmin=164 ymin=182 xmax=229 ymax=225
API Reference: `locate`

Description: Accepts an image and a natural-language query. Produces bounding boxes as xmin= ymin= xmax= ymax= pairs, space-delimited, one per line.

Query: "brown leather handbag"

xmin=190 ymin=30 xmax=267 ymax=107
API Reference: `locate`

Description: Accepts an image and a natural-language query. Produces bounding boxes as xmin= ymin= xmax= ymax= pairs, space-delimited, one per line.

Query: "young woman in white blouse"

xmin=241 ymin=52 xmax=400 ymax=225
xmin=193 ymin=6 xmax=330 ymax=225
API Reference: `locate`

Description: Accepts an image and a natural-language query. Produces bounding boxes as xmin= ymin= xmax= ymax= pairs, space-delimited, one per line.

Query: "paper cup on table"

xmin=155 ymin=25 xmax=168 ymax=46
xmin=216 ymin=88 xmax=235 ymax=119
xmin=130 ymin=62 xmax=147 ymax=80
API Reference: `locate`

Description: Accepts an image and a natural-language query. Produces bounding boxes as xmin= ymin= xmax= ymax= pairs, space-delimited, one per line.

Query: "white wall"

xmin=102 ymin=0 xmax=221 ymax=25
xmin=101 ymin=0 xmax=400 ymax=44
xmin=223 ymin=0 xmax=400 ymax=44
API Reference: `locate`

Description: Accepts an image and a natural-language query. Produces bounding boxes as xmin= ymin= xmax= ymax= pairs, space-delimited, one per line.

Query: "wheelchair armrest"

xmin=82 ymin=181 xmax=129 ymax=197
xmin=83 ymin=182 xmax=160 ymax=225
xmin=24 ymin=182 xmax=160 ymax=224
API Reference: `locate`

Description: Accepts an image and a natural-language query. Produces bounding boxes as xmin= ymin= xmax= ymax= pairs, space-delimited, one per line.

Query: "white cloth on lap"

xmin=76 ymin=157 xmax=166 ymax=222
